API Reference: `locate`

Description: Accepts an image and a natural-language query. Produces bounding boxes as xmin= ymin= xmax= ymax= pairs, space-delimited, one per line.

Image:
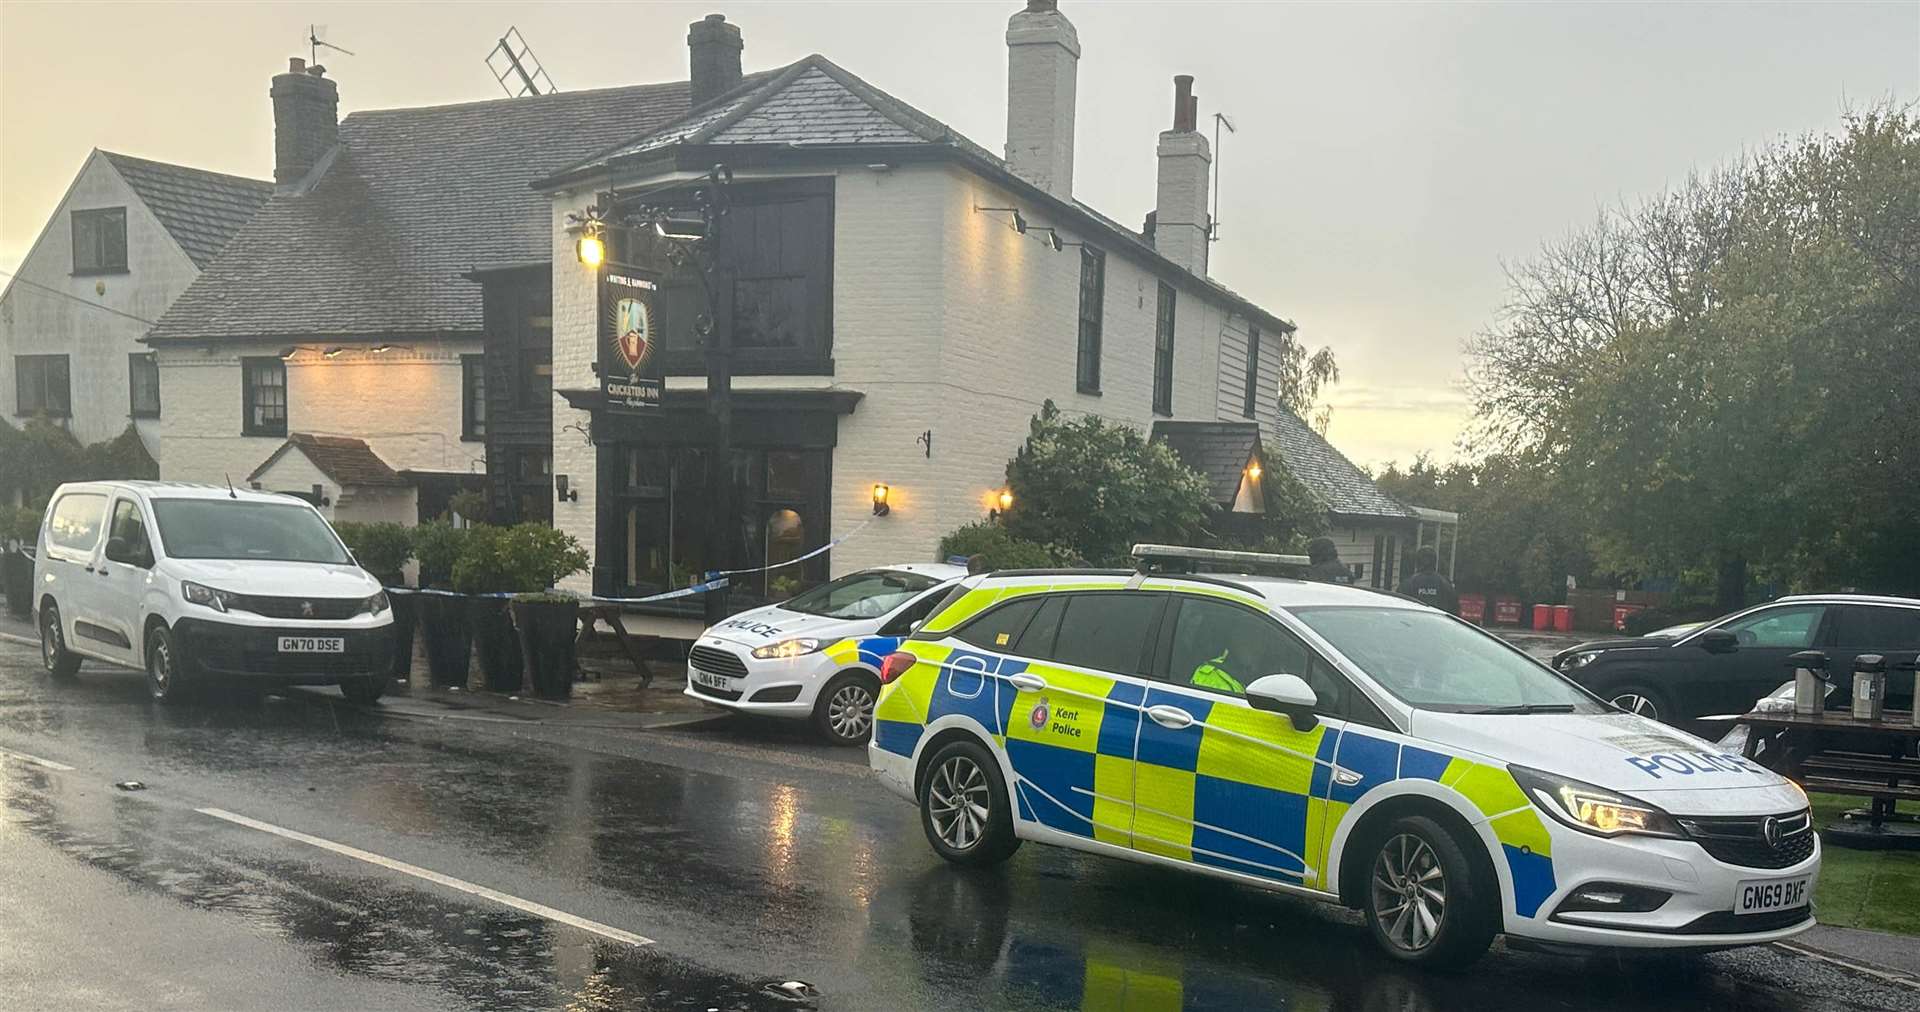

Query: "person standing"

xmin=1305 ymin=537 xmax=1353 ymax=585
xmin=1397 ymin=545 xmax=1459 ymax=614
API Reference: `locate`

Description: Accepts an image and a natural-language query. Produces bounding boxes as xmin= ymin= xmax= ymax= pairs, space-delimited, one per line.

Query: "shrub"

xmin=334 ymin=521 xmax=414 ymax=583
xmin=446 ymin=489 xmax=489 ymax=524
xmin=938 ymin=521 xmax=1060 ymax=572
xmin=411 ymin=522 xmax=469 ymax=589
xmin=450 ymin=524 xmax=589 ymax=595
xmin=0 ymin=505 xmax=42 ymax=550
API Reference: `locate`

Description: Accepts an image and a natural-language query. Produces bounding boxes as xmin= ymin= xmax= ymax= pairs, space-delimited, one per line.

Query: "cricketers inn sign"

xmin=600 ymin=265 xmax=662 ymax=414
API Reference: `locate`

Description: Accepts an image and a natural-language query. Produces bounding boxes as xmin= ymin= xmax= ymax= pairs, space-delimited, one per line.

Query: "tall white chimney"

xmin=1154 ymin=74 xmax=1211 ymax=275
xmin=1004 ymin=0 xmax=1079 ymax=199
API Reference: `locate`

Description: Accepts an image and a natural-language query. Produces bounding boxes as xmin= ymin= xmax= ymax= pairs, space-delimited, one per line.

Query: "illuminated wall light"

xmin=577 ymin=233 xmax=606 ymax=267
xmin=370 ymin=343 xmax=395 ymax=354
xmin=974 ymin=206 xmax=1029 ymax=234
xmin=871 ymin=483 xmax=891 ymax=517
xmin=1247 ymin=462 xmax=1262 ymax=480
xmin=321 ymin=346 xmax=345 ymax=359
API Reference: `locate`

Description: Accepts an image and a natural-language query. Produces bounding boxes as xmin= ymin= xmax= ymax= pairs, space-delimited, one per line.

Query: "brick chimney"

xmin=688 ymin=13 xmax=744 ymax=109
xmin=1153 ymin=75 xmax=1211 ymax=275
xmin=1003 ymin=0 xmax=1079 ymax=199
xmin=271 ymin=57 xmax=339 ymax=191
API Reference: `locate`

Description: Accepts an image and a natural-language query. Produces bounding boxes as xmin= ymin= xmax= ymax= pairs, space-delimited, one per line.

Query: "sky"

xmin=2 ymin=1 xmax=1914 ymax=468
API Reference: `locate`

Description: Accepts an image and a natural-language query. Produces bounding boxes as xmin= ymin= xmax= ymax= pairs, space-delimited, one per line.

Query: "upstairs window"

xmin=72 ymin=207 xmax=128 ymax=275
xmin=1153 ymin=282 xmax=1176 ymax=416
xmin=15 ymin=354 xmax=71 ymax=417
xmin=517 ymin=343 xmax=551 ymax=410
xmin=1243 ymin=325 xmax=1262 ymax=419
xmin=241 ymin=356 xmax=287 ymax=437
xmin=129 ymin=352 xmax=160 ymax=418
xmin=1076 ymin=247 xmax=1105 ymax=394
xmin=461 ymin=354 xmax=486 ymax=441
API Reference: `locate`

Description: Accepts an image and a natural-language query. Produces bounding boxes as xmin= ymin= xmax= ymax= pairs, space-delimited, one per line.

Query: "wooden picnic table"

xmin=1739 ymin=707 xmax=1920 ymax=848
xmin=575 ymin=603 xmax=659 ymax=688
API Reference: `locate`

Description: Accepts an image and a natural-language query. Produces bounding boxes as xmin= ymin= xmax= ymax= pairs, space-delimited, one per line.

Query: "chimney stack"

xmin=688 ymin=13 xmax=744 ymax=109
xmin=1153 ymin=74 xmax=1211 ymax=275
xmin=1003 ymin=0 xmax=1079 ymax=199
xmin=271 ymin=57 xmax=339 ymax=191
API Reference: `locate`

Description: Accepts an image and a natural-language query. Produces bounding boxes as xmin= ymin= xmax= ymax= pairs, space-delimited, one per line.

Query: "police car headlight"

xmin=1509 ymin=765 xmax=1684 ymax=839
xmin=751 ymin=638 xmax=825 ymax=660
xmin=1561 ymin=651 xmax=1599 ymax=670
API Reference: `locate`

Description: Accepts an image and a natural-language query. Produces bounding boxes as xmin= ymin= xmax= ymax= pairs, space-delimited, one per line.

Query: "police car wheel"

xmin=1363 ymin=815 xmax=1496 ymax=968
xmin=814 ymin=672 xmax=878 ymax=746
xmin=920 ymin=740 xmax=1019 ymax=866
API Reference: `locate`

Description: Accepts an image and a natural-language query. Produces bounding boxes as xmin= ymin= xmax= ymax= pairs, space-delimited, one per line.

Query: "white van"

xmin=33 ymin=481 xmax=396 ymax=703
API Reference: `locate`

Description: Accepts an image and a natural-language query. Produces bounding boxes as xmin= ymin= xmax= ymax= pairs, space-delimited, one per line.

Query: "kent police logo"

xmin=1030 ymin=697 xmax=1050 ymax=730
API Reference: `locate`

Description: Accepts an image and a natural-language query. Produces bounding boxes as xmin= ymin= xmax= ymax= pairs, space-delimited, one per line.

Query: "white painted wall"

xmin=549 ymin=194 xmax=600 ymax=594
xmin=155 ymin=342 xmax=483 ymax=504
xmin=0 ymin=152 xmax=200 ymax=456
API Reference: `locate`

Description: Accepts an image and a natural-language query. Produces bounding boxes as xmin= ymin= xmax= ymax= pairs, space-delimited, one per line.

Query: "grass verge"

xmin=1810 ymin=793 xmax=1920 ymax=936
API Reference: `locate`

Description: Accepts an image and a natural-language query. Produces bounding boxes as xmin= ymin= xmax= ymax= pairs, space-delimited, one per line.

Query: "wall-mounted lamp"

xmin=988 ymin=489 xmax=1014 ymax=521
xmin=1246 ymin=462 xmax=1262 ymax=480
xmin=916 ymin=430 xmax=933 ymax=459
xmin=370 ymin=343 xmax=396 ymax=354
xmin=871 ymin=483 xmax=891 ymax=517
xmin=278 ymin=346 xmax=300 ymax=360
xmin=975 ymin=206 xmax=1028 ymax=234
xmin=577 ymin=232 xmax=606 ymax=268
xmin=1033 ymin=227 xmax=1070 ymax=252
xmin=321 ymin=346 xmax=345 ymax=359
xmin=556 ymin=474 xmax=578 ymax=503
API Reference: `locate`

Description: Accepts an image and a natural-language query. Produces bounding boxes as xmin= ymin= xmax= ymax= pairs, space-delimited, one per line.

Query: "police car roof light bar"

xmin=1131 ymin=543 xmax=1311 ymax=574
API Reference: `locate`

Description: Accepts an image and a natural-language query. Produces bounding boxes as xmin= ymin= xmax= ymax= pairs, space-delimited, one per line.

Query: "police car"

xmin=868 ymin=546 xmax=1818 ymax=967
xmin=685 ymin=563 xmax=967 ymax=745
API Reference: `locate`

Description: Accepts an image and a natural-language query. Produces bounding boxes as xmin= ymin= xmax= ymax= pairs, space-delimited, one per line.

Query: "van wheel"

xmin=813 ymin=672 xmax=878 ymax=746
xmin=1363 ymin=815 xmax=1497 ymax=969
xmin=144 ymin=625 xmax=191 ymax=703
xmin=920 ymin=739 xmax=1020 ymax=867
xmin=39 ymin=603 xmax=80 ymax=679
xmin=340 ymin=677 xmax=387 ymax=705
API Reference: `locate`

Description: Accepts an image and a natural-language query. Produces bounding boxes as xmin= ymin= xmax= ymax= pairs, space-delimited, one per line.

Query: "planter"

xmin=467 ymin=596 xmax=523 ymax=693
xmin=417 ymin=592 xmax=472 ymax=687
xmin=385 ymin=588 xmax=417 ymax=679
xmin=1 ymin=550 xmax=31 ymax=620
xmin=512 ymin=598 xmax=580 ymax=700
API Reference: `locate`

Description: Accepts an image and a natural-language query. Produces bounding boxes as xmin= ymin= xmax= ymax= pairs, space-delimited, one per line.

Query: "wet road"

xmin=2 ymin=638 xmax=1915 ymax=1012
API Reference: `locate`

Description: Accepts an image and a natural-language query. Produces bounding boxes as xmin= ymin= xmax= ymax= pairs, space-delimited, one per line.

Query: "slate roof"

xmin=99 ymin=152 xmax=271 ymax=269
xmin=1151 ymin=421 xmax=1264 ymax=506
xmin=146 ymin=80 xmax=699 ymax=343
xmin=248 ymin=433 xmax=407 ymax=487
xmin=1268 ymin=410 xmax=1416 ymax=522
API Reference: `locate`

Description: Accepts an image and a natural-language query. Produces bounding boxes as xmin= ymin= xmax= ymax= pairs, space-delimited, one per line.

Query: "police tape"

xmin=391 ymin=578 xmax=731 ymax=606
xmin=699 ymin=516 xmax=876 ymax=581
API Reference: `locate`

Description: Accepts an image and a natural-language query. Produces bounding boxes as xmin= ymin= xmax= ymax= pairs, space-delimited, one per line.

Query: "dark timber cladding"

xmin=475 ymin=265 xmax=553 ymax=525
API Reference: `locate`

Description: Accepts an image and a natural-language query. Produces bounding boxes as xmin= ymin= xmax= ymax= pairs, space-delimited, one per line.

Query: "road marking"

xmin=0 ymin=748 xmax=74 ymax=771
xmin=1773 ymin=940 xmax=1918 ymax=986
xmin=196 ymin=807 xmax=653 ymax=947
xmin=0 ymin=631 xmax=38 ymax=648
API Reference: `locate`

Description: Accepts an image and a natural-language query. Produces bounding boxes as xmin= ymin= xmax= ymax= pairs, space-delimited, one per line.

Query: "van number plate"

xmin=1735 ymin=875 xmax=1809 ymax=916
xmin=279 ymin=636 xmax=345 ymax=654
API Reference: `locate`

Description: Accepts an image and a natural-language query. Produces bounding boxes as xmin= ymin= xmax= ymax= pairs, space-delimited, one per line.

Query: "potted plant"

xmin=450 ymin=524 xmax=524 ymax=693
xmin=450 ymin=524 xmax=589 ymax=699
xmin=410 ymin=522 xmax=471 ymax=687
xmin=1 ymin=505 xmax=39 ymax=620
xmin=336 ymin=521 xmax=417 ymax=678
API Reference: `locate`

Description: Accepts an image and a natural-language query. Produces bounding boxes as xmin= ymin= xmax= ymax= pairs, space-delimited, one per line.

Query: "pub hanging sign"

xmin=599 ymin=263 xmax=663 ymax=415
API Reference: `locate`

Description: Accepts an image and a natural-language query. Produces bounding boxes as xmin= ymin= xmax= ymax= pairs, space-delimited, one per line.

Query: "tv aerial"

xmin=307 ymin=24 xmax=355 ymax=69
xmin=487 ymin=26 xmax=558 ymax=97
xmin=1210 ymin=112 xmax=1236 ymax=243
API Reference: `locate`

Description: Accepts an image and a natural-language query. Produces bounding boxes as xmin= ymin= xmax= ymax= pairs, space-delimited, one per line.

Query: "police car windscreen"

xmin=782 ymin=569 xmax=940 ymax=619
xmin=1292 ymin=607 xmax=1604 ymax=714
xmin=151 ymin=499 xmax=352 ymax=565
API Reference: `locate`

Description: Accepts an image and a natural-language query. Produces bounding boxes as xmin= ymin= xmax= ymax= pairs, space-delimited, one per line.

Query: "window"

xmin=955 ymin=597 xmax=1045 ymax=652
xmin=1242 ymin=325 xmax=1261 ymax=418
xmin=513 ymin=450 xmax=552 ymax=526
xmin=785 ymin=569 xmax=943 ymax=620
xmin=105 ymin=498 xmax=152 ymax=566
xmin=71 ymin=207 xmax=127 ymax=274
xmin=46 ymin=492 xmax=107 ymax=556
xmin=461 ymin=355 xmax=486 ymax=440
xmin=1712 ymin=605 xmax=1827 ymax=650
xmin=1293 ymin=606 xmax=1603 ymax=713
xmin=14 ymin=354 xmax=70 ymax=417
xmin=1047 ymin=593 xmax=1163 ymax=675
xmin=517 ymin=345 xmax=551 ymax=410
xmin=1152 ymin=282 xmax=1176 ymax=415
xmin=151 ymin=499 xmax=349 ymax=564
xmin=129 ymin=353 xmax=160 ymax=418
xmin=1163 ymin=597 xmax=1312 ymax=697
xmin=241 ymin=357 xmax=287 ymax=436
xmin=1832 ymin=606 xmax=1920 ymax=650
xmin=1076 ymin=247 xmax=1105 ymax=394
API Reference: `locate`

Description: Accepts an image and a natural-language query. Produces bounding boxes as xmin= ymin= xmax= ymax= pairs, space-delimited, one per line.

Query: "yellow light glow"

xmin=997 ymin=490 xmax=1014 ymax=511
xmin=1247 ymin=462 xmax=1263 ymax=480
xmin=577 ymin=234 xmax=606 ymax=267
xmin=872 ymin=483 xmax=889 ymax=505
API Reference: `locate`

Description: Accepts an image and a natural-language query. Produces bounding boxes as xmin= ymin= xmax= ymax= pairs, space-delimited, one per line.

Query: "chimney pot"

xmin=687 ymin=13 xmax=745 ymax=109
xmin=288 ymin=57 xmax=305 ymax=73
xmin=1172 ymin=75 xmax=1196 ymax=132
xmin=1003 ymin=1 xmax=1080 ymax=199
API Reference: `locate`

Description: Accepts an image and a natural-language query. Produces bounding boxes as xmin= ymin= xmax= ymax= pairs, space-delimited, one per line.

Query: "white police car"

xmin=870 ymin=546 xmax=1819 ymax=966
xmin=684 ymin=563 xmax=967 ymax=745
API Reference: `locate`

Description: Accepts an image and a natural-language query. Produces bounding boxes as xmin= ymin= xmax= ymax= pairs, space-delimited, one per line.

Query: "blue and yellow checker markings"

xmin=1397 ymin=745 xmax=1558 ymax=918
xmin=822 ymin=635 xmax=903 ymax=672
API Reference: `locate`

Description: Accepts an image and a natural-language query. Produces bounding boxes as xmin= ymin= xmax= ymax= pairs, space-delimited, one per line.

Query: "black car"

xmin=1552 ymin=594 xmax=1920 ymax=724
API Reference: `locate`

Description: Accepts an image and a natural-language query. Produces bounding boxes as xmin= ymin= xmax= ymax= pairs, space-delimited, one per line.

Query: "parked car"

xmin=870 ymin=547 xmax=1819 ymax=968
xmin=684 ymin=563 xmax=967 ymax=745
xmin=33 ymin=481 xmax=396 ymax=703
xmin=1553 ymin=595 xmax=1920 ymax=724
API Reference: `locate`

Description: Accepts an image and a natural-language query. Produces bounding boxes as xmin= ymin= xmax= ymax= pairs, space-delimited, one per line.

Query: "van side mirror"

xmin=1697 ymin=629 xmax=1739 ymax=653
xmin=1245 ymin=673 xmax=1319 ymax=731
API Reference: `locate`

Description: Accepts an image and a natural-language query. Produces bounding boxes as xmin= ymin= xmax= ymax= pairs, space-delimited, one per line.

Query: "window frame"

xmin=240 ymin=356 xmax=288 ymax=437
xmin=1149 ymin=594 xmax=1387 ymax=727
xmin=1076 ymin=246 xmax=1105 ymax=395
xmin=128 ymin=352 xmax=160 ymax=419
xmin=1030 ymin=590 xmax=1168 ymax=678
xmin=14 ymin=353 xmax=72 ymax=418
xmin=71 ymin=206 xmax=129 ymax=276
xmin=1832 ymin=605 xmax=1920 ymax=650
xmin=461 ymin=354 xmax=486 ymax=441
xmin=1242 ymin=324 xmax=1261 ymax=419
xmin=1152 ymin=282 xmax=1176 ymax=416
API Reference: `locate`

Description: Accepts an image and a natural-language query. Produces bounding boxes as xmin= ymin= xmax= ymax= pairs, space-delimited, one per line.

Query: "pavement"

xmin=3 ymin=618 xmax=1919 ymax=1010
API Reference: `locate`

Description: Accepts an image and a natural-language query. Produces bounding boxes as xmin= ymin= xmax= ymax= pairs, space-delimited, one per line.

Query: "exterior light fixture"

xmin=556 ymin=474 xmax=577 ymax=503
xmin=577 ymin=232 xmax=606 ymax=267
xmin=1247 ymin=462 xmax=1262 ymax=480
xmin=370 ymin=343 xmax=395 ymax=354
xmin=975 ymin=206 xmax=1029 ymax=234
xmin=872 ymin=483 xmax=891 ymax=517
xmin=989 ymin=489 xmax=1014 ymax=521
xmin=277 ymin=346 xmax=299 ymax=360
xmin=322 ymin=346 xmax=345 ymax=359
xmin=1034 ymin=227 xmax=1066 ymax=252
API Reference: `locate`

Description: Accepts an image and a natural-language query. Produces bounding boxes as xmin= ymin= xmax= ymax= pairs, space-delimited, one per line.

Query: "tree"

xmin=1001 ymin=401 xmax=1215 ymax=567
xmin=1375 ymin=453 xmax=1598 ymax=604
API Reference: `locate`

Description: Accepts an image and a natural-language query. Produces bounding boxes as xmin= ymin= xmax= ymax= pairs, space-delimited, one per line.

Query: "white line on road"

xmin=0 ymin=631 xmax=38 ymax=648
xmin=0 ymin=748 xmax=75 ymax=771
xmin=195 ymin=807 xmax=653 ymax=947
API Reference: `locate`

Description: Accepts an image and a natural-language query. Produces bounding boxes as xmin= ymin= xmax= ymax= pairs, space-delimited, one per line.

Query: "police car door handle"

xmin=1007 ymin=673 xmax=1048 ymax=692
xmin=1147 ymin=705 xmax=1194 ymax=729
